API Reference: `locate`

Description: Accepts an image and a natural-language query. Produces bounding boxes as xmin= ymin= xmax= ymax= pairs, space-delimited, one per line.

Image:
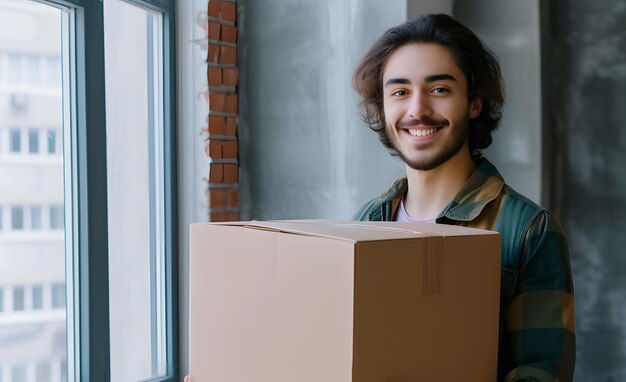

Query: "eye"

xmin=391 ymin=89 xmax=408 ymax=97
xmin=430 ymin=87 xmax=449 ymax=94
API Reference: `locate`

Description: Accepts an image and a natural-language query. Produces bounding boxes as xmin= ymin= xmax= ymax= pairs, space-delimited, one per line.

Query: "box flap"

xmin=192 ymin=220 xmax=497 ymax=242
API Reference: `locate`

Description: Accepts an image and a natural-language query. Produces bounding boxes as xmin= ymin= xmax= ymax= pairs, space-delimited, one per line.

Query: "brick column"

xmin=205 ymin=0 xmax=239 ymax=221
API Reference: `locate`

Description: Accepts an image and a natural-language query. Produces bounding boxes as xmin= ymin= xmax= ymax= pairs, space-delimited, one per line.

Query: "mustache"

xmin=396 ymin=117 xmax=448 ymax=128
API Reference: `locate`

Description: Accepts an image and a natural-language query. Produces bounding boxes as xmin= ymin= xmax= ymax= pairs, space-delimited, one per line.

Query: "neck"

xmin=403 ymin=147 xmax=476 ymax=221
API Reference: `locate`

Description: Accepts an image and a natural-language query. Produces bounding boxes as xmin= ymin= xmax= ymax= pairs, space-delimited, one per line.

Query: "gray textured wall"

xmin=238 ymin=0 xmax=408 ymax=221
xmin=455 ymin=0 xmax=544 ymax=204
xmin=548 ymin=1 xmax=626 ymax=380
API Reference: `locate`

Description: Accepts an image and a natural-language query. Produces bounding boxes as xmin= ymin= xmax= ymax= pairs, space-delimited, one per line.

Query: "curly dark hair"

xmin=353 ymin=13 xmax=505 ymax=158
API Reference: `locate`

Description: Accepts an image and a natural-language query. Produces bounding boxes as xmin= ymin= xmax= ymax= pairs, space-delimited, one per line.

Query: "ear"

xmin=469 ymin=97 xmax=483 ymax=119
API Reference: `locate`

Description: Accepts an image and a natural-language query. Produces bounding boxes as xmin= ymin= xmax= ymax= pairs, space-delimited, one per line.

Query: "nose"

xmin=408 ymin=92 xmax=432 ymax=119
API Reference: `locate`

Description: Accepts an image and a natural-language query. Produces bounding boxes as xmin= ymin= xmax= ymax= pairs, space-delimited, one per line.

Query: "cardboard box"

xmin=189 ymin=220 xmax=501 ymax=382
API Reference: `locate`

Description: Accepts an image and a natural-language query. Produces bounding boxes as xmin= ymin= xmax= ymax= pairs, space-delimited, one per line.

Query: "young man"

xmin=352 ymin=14 xmax=575 ymax=382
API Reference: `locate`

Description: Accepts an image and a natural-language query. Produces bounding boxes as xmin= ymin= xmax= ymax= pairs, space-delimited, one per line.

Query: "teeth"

xmin=408 ymin=128 xmax=436 ymax=137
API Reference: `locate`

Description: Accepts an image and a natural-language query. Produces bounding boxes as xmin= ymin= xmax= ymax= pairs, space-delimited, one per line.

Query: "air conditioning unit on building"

xmin=10 ymin=92 xmax=30 ymax=113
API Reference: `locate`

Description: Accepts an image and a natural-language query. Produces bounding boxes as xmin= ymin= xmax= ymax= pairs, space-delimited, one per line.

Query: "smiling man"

xmin=352 ymin=14 xmax=575 ymax=382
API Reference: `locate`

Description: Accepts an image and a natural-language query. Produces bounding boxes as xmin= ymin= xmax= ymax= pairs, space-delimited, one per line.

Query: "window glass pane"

xmin=27 ymin=55 xmax=40 ymax=85
xmin=49 ymin=205 xmax=63 ymax=230
xmin=13 ymin=286 xmax=25 ymax=311
xmin=0 ymin=1 xmax=68 ymax=382
xmin=29 ymin=128 xmax=39 ymax=153
xmin=36 ymin=362 xmax=52 ymax=382
xmin=104 ymin=0 xmax=166 ymax=380
xmin=51 ymin=283 xmax=65 ymax=309
xmin=46 ymin=56 xmax=61 ymax=87
xmin=31 ymin=206 xmax=42 ymax=229
xmin=47 ymin=129 xmax=56 ymax=154
xmin=11 ymin=206 xmax=24 ymax=230
xmin=8 ymin=54 xmax=20 ymax=84
xmin=9 ymin=128 xmax=21 ymax=153
xmin=33 ymin=285 xmax=44 ymax=310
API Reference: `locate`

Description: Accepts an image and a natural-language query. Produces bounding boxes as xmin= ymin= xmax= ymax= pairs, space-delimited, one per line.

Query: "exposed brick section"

xmin=205 ymin=0 xmax=239 ymax=222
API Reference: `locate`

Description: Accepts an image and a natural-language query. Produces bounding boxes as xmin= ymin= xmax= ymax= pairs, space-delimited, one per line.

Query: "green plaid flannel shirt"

xmin=352 ymin=157 xmax=575 ymax=382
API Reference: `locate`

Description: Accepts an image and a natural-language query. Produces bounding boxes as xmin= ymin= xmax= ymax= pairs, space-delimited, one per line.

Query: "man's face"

xmin=382 ymin=43 xmax=482 ymax=171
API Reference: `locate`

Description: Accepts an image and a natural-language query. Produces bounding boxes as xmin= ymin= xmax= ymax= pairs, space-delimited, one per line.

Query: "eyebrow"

xmin=384 ymin=73 xmax=458 ymax=87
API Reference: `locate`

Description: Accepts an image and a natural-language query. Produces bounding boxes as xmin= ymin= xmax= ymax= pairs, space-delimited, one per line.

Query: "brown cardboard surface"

xmin=190 ymin=220 xmax=501 ymax=382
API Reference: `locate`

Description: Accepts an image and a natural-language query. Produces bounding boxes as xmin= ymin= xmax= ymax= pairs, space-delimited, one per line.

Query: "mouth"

xmin=407 ymin=127 xmax=440 ymax=137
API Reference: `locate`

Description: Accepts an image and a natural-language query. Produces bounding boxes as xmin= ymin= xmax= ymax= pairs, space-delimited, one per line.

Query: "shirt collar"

xmin=369 ymin=157 xmax=505 ymax=222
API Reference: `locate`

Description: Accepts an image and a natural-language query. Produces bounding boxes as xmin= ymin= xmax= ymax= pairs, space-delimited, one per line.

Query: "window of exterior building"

xmin=11 ymin=206 xmax=24 ymax=230
xmin=47 ymin=129 xmax=56 ymax=154
xmin=9 ymin=128 xmax=21 ymax=153
xmin=49 ymin=205 xmax=63 ymax=230
xmin=36 ymin=362 xmax=52 ymax=382
xmin=0 ymin=287 xmax=4 ymax=312
xmin=31 ymin=206 xmax=42 ymax=230
xmin=28 ymin=128 xmax=39 ymax=153
xmin=51 ymin=283 xmax=65 ymax=310
xmin=32 ymin=285 xmax=44 ymax=310
xmin=13 ymin=286 xmax=25 ymax=311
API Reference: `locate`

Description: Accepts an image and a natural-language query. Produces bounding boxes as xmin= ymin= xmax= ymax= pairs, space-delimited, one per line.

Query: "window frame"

xmin=39 ymin=0 xmax=178 ymax=380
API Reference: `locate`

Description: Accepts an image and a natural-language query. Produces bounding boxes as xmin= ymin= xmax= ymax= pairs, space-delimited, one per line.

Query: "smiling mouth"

xmin=407 ymin=127 xmax=440 ymax=137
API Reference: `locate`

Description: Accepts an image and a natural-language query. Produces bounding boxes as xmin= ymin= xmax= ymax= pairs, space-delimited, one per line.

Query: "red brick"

xmin=205 ymin=139 xmax=223 ymax=158
xmin=220 ymin=2 xmax=237 ymax=22
xmin=225 ymin=188 xmax=240 ymax=208
xmin=209 ymin=212 xmax=227 ymax=222
xmin=219 ymin=46 xmax=237 ymax=65
xmin=208 ymin=116 xmax=227 ymax=135
xmin=223 ymin=164 xmax=238 ymax=183
xmin=207 ymin=44 xmax=220 ymax=63
xmin=208 ymin=92 xmax=226 ymax=113
xmin=225 ymin=117 xmax=237 ymax=135
xmin=209 ymin=163 xmax=223 ymax=182
xmin=208 ymin=67 xmax=222 ymax=87
xmin=225 ymin=212 xmax=239 ymax=221
xmin=221 ymin=25 xmax=237 ymax=43
xmin=224 ymin=94 xmax=238 ymax=114
xmin=222 ymin=141 xmax=238 ymax=159
xmin=208 ymin=22 xmax=221 ymax=40
xmin=208 ymin=1 xmax=220 ymax=17
xmin=222 ymin=68 xmax=239 ymax=87
xmin=208 ymin=189 xmax=227 ymax=208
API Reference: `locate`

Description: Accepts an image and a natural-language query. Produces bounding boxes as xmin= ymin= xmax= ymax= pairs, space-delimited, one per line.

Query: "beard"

xmin=389 ymin=116 xmax=470 ymax=171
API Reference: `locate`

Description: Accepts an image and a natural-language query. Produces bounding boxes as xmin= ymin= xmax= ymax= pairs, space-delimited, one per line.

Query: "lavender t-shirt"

xmin=395 ymin=199 xmax=437 ymax=223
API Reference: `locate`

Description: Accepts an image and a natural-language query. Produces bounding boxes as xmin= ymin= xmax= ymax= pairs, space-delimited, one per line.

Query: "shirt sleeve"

xmin=503 ymin=211 xmax=576 ymax=382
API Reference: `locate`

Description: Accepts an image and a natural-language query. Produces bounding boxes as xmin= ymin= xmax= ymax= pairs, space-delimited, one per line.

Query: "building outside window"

xmin=11 ymin=206 xmax=24 ymax=230
xmin=9 ymin=128 xmax=21 ymax=153
xmin=28 ymin=128 xmax=39 ymax=153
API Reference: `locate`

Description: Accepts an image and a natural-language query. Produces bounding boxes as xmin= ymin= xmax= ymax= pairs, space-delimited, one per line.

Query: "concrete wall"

xmin=548 ymin=1 xmax=626 ymax=380
xmin=455 ymin=0 xmax=544 ymax=204
xmin=238 ymin=0 xmax=410 ymax=220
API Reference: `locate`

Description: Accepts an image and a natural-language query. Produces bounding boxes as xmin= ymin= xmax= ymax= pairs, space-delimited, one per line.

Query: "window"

xmin=9 ymin=128 xmax=21 ymax=153
xmin=27 ymin=55 xmax=41 ymax=86
xmin=8 ymin=54 xmax=20 ymax=84
xmin=49 ymin=205 xmax=63 ymax=230
xmin=29 ymin=128 xmax=39 ymax=153
xmin=11 ymin=206 xmax=24 ymax=230
xmin=47 ymin=129 xmax=57 ymax=154
xmin=51 ymin=283 xmax=65 ymax=309
xmin=46 ymin=57 xmax=61 ymax=87
xmin=33 ymin=285 xmax=44 ymax=310
xmin=31 ymin=206 xmax=42 ymax=230
xmin=104 ymin=1 xmax=174 ymax=379
xmin=36 ymin=362 xmax=52 ymax=382
xmin=0 ymin=0 xmax=177 ymax=381
xmin=13 ymin=286 xmax=25 ymax=311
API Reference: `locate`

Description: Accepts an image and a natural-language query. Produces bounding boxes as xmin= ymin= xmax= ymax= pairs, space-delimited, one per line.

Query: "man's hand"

xmin=184 ymin=376 xmax=189 ymax=382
